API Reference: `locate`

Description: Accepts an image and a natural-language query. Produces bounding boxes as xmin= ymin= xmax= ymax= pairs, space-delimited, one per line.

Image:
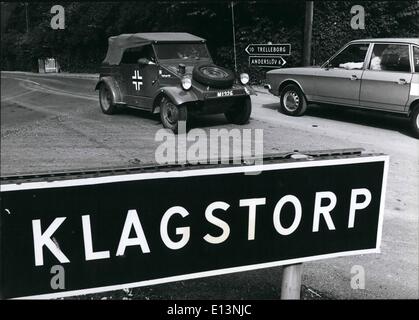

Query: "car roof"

xmin=103 ymin=32 xmax=206 ymax=65
xmin=111 ymin=32 xmax=206 ymax=43
xmin=349 ymin=38 xmax=419 ymax=46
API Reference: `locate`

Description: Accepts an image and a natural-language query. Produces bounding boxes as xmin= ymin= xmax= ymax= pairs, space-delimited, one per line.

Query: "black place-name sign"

xmin=0 ymin=155 xmax=388 ymax=299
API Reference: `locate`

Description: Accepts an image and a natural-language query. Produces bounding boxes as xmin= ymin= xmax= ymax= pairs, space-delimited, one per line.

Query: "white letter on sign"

xmin=203 ymin=201 xmax=230 ymax=244
xmin=273 ymin=195 xmax=302 ymax=236
xmin=239 ymin=198 xmax=266 ymax=240
xmin=32 ymin=218 xmax=70 ymax=266
xmin=348 ymin=189 xmax=372 ymax=228
xmin=312 ymin=191 xmax=337 ymax=232
xmin=160 ymin=206 xmax=190 ymax=250
xmin=82 ymin=215 xmax=110 ymax=261
xmin=116 ymin=210 xmax=150 ymax=256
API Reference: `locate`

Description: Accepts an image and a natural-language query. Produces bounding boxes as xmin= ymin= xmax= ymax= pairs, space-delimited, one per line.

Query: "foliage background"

xmin=1 ymin=1 xmax=418 ymax=83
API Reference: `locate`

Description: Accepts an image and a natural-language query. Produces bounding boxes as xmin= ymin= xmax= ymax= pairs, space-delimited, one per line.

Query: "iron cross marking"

xmin=132 ymin=70 xmax=143 ymax=91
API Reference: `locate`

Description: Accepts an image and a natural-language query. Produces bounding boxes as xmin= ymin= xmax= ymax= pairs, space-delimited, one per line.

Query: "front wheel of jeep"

xmin=160 ymin=96 xmax=188 ymax=134
xmin=225 ymin=98 xmax=252 ymax=125
xmin=99 ymin=83 xmax=117 ymax=115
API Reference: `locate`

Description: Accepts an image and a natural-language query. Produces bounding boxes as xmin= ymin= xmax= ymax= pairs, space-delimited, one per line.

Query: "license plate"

xmin=216 ymin=90 xmax=234 ymax=97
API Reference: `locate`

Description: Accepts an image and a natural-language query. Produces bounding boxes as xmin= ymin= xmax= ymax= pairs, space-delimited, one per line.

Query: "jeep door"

xmin=359 ymin=43 xmax=413 ymax=112
xmin=120 ymin=45 xmax=159 ymax=110
xmin=313 ymin=43 xmax=370 ymax=106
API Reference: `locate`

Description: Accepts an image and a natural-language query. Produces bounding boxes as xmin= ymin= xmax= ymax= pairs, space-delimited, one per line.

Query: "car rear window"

xmin=369 ymin=44 xmax=410 ymax=72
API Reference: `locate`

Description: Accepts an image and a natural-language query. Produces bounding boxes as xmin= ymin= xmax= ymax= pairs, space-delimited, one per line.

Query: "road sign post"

xmin=281 ymin=263 xmax=303 ymax=299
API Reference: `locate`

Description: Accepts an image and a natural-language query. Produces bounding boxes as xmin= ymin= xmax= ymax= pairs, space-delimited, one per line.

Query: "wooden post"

xmin=281 ymin=263 xmax=303 ymax=299
xmin=303 ymin=1 xmax=314 ymax=66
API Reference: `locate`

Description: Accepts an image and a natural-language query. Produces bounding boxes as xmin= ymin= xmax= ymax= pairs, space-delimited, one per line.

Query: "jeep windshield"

xmin=154 ymin=43 xmax=211 ymax=61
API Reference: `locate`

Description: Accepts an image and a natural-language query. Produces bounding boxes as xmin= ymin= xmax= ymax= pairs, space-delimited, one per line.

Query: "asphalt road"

xmin=1 ymin=71 xmax=418 ymax=299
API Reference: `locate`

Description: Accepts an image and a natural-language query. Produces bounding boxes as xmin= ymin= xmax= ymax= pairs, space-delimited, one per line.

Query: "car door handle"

xmin=350 ymin=75 xmax=359 ymax=81
xmin=397 ymin=79 xmax=408 ymax=85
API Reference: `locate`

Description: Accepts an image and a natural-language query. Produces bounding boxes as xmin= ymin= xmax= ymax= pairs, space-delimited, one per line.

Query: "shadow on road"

xmin=120 ymin=107 xmax=231 ymax=130
xmin=306 ymin=104 xmax=415 ymax=138
xmin=261 ymin=101 xmax=415 ymax=138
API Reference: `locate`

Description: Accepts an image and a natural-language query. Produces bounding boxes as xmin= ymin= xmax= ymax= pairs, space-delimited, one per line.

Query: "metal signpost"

xmin=0 ymin=150 xmax=388 ymax=299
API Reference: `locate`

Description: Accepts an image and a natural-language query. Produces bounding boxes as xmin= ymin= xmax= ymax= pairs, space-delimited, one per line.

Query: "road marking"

xmin=2 ymin=75 xmax=97 ymax=101
xmin=1 ymin=89 xmax=36 ymax=102
xmin=1 ymin=76 xmax=41 ymax=86
xmin=19 ymin=79 xmax=97 ymax=101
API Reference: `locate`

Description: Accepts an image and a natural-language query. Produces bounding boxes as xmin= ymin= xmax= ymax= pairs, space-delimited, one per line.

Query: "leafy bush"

xmin=1 ymin=1 xmax=417 ymax=82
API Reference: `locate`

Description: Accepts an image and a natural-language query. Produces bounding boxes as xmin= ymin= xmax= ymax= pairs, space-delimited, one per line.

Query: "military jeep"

xmin=95 ymin=32 xmax=253 ymax=133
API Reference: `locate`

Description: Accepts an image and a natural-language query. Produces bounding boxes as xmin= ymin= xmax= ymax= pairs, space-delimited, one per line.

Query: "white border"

xmin=16 ymin=248 xmax=379 ymax=300
xmin=1 ymin=156 xmax=388 ymax=192
xmin=2 ymin=155 xmax=389 ymax=300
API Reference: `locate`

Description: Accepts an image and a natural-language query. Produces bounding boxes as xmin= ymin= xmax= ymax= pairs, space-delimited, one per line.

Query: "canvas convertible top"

xmin=103 ymin=32 xmax=206 ymax=65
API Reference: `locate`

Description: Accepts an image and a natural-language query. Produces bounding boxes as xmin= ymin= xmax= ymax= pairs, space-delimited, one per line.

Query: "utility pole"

xmin=25 ymin=2 xmax=29 ymax=33
xmin=231 ymin=1 xmax=238 ymax=73
xmin=303 ymin=1 xmax=314 ymax=66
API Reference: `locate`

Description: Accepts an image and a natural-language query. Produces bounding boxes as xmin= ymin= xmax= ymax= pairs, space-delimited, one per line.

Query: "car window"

xmin=328 ymin=44 xmax=369 ymax=70
xmin=121 ymin=46 xmax=156 ymax=64
xmin=414 ymin=46 xmax=419 ymax=73
xmin=368 ymin=44 xmax=410 ymax=72
xmin=154 ymin=43 xmax=210 ymax=60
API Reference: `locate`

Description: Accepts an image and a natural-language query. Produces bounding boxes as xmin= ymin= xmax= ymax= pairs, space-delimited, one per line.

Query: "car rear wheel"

xmin=410 ymin=105 xmax=419 ymax=139
xmin=279 ymin=84 xmax=307 ymax=116
xmin=99 ymin=83 xmax=117 ymax=115
xmin=160 ymin=96 xmax=188 ymax=134
xmin=225 ymin=97 xmax=252 ymax=125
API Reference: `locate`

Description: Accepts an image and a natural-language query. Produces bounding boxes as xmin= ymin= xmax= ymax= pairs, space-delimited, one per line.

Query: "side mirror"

xmin=138 ymin=58 xmax=155 ymax=65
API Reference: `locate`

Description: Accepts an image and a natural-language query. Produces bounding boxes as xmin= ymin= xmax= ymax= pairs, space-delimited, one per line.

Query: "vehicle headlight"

xmin=181 ymin=76 xmax=192 ymax=90
xmin=240 ymin=73 xmax=249 ymax=85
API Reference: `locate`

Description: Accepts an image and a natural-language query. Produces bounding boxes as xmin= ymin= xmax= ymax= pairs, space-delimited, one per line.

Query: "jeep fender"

xmin=152 ymin=87 xmax=199 ymax=112
xmin=95 ymin=76 xmax=124 ymax=104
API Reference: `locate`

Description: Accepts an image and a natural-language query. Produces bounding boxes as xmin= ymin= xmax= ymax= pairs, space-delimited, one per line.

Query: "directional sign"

xmin=249 ymin=56 xmax=287 ymax=68
xmin=245 ymin=43 xmax=291 ymax=56
xmin=0 ymin=154 xmax=388 ymax=299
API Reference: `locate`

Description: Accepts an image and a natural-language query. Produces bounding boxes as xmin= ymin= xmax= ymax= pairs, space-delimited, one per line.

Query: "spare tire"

xmin=192 ymin=64 xmax=235 ymax=89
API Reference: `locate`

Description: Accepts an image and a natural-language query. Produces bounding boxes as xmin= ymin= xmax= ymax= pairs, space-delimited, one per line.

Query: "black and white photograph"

xmin=0 ymin=0 xmax=418 ymax=306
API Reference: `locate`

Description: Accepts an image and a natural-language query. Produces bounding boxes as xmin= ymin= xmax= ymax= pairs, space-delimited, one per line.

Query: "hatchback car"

xmin=265 ymin=38 xmax=419 ymax=137
xmin=96 ymin=32 xmax=253 ymax=133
